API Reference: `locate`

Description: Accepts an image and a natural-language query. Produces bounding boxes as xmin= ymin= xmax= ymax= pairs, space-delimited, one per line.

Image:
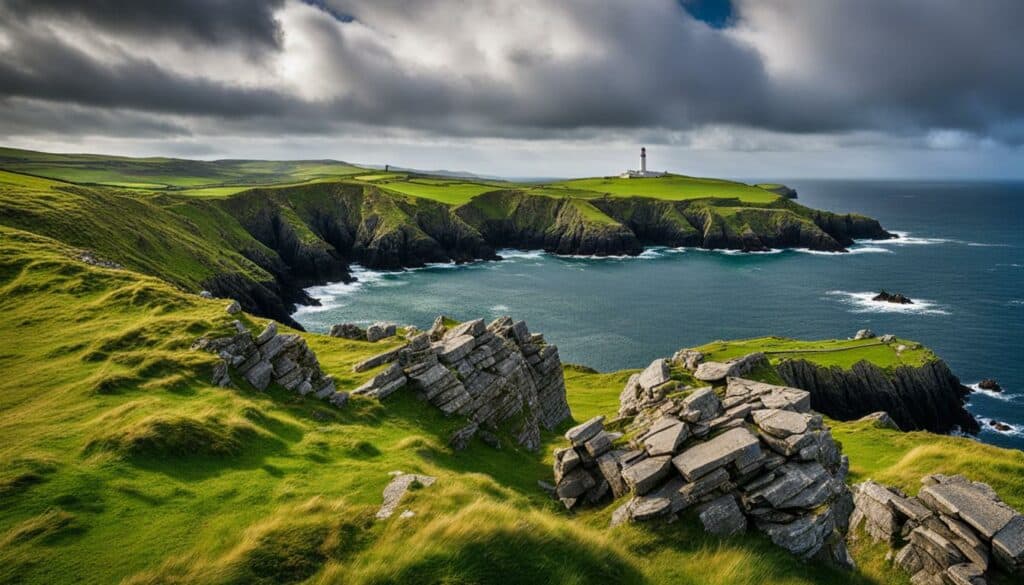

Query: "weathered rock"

xmin=639 ymin=358 xmax=671 ymax=390
xmin=854 ymin=329 xmax=876 ymax=340
xmin=367 ymin=321 xmax=397 ymax=342
xmin=329 ymin=323 xmax=366 ymax=340
xmin=199 ymin=290 xmax=214 ymax=299
xmin=557 ymin=468 xmax=596 ymax=500
xmin=226 ymin=300 xmax=241 ymax=314
xmin=566 ymin=416 xmax=605 ymax=446
xmin=449 ymin=422 xmax=479 ymax=450
xmin=681 ymin=387 xmax=721 ymax=421
xmin=621 ymin=456 xmax=672 ymax=495
xmin=977 ymin=379 xmax=1002 ymax=393
xmin=992 ymin=515 xmax=1024 ymax=573
xmin=699 ymin=494 xmax=747 ymax=536
xmin=853 ymin=475 xmax=1024 ymax=583
xmin=919 ymin=480 xmax=1016 ymax=539
xmin=874 ymin=290 xmax=914 ymax=304
xmin=377 ymin=473 xmax=436 ymax=519
xmin=672 ymin=427 xmax=762 ymax=481
xmin=694 ymin=353 xmax=767 ymax=382
xmin=673 ymin=348 xmax=704 ymax=371
xmin=859 ymin=411 xmax=902 ymax=430
xmin=752 ymin=409 xmax=814 ymax=438
xmin=642 ymin=417 xmax=689 ymax=456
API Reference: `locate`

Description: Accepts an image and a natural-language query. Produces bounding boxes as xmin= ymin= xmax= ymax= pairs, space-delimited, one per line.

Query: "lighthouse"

xmin=620 ymin=147 xmax=664 ymax=178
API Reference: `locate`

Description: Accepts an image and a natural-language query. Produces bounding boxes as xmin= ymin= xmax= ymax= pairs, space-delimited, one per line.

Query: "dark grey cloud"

xmin=1 ymin=0 xmax=284 ymax=51
xmin=0 ymin=0 xmax=1021 ymax=150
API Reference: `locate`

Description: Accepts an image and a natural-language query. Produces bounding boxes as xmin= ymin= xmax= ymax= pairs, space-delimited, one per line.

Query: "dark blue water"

xmin=294 ymin=181 xmax=1024 ymax=449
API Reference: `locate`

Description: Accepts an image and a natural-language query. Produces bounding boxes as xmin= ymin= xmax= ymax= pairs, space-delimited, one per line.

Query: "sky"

xmin=0 ymin=0 xmax=1022 ymax=179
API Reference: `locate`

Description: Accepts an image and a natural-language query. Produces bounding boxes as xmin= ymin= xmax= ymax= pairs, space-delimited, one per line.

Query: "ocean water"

xmin=294 ymin=180 xmax=1024 ymax=450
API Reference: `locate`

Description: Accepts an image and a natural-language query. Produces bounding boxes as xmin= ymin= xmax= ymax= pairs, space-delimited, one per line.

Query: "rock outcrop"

xmin=874 ymin=290 xmax=914 ymax=304
xmin=851 ymin=475 xmax=1024 ymax=584
xmin=329 ymin=322 xmax=366 ymax=340
xmin=193 ymin=320 xmax=345 ymax=406
xmin=352 ymin=316 xmax=571 ymax=451
xmin=376 ymin=472 xmax=437 ymax=520
xmin=554 ymin=376 xmax=856 ymax=568
xmin=693 ymin=352 xmax=768 ymax=383
xmin=775 ymin=358 xmax=979 ymax=434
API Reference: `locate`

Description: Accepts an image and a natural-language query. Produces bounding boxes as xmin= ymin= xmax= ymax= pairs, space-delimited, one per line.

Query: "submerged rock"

xmin=873 ymin=290 xmax=914 ymax=304
xmin=978 ymin=379 xmax=1002 ymax=393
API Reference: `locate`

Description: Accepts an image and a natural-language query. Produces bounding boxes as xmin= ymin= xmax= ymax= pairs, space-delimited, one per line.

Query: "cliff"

xmin=0 ymin=173 xmax=894 ymax=327
xmin=775 ymin=358 xmax=979 ymax=434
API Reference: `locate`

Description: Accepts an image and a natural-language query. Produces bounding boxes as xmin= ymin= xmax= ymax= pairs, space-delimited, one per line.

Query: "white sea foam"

xmin=968 ymin=383 xmax=1019 ymax=403
xmin=826 ymin=290 xmax=950 ymax=315
xmin=870 ymin=231 xmax=1007 ymax=248
xmin=490 ymin=304 xmax=510 ymax=313
xmin=873 ymin=231 xmax=953 ymax=245
xmin=795 ymin=246 xmax=893 ymax=256
xmin=292 ymin=266 xmax=392 ymax=315
xmin=496 ymin=249 xmax=545 ymax=260
xmin=977 ymin=417 xmax=1024 ymax=437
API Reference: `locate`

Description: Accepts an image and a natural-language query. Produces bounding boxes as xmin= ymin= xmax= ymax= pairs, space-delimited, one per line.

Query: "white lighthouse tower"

xmin=620 ymin=146 xmax=664 ymax=178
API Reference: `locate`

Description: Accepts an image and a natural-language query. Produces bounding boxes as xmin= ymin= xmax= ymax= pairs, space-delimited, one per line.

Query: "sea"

xmin=293 ymin=180 xmax=1024 ymax=450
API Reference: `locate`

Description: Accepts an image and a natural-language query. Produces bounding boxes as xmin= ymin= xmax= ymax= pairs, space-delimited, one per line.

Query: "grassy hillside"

xmin=0 ymin=147 xmax=364 ymax=191
xmin=695 ymin=336 xmax=935 ymax=370
xmin=2 ymin=227 xmax=1022 ymax=584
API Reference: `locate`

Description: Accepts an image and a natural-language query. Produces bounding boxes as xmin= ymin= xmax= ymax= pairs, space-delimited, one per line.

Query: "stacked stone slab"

xmin=193 ymin=320 xmax=345 ymax=406
xmin=553 ymin=375 xmax=855 ymax=568
xmin=851 ymin=475 xmax=1024 ymax=584
xmin=693 ymin=352 xmax=769 ymax=383
xmin=351 ymin=315 xmax=571 ymax=451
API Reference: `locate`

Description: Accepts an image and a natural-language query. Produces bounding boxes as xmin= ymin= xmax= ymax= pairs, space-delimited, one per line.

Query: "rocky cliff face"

xmin=203 ymin=184 xmax=893 ymax=325
xmin=350 ymin=316 xmax=571 ymax=451
xmin=775 ymin=358 xmax=979 ymax=434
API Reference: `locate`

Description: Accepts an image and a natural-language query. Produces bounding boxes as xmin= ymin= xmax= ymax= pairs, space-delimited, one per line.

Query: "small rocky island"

xmin=873 ymin=290 xmax=914 ymax=304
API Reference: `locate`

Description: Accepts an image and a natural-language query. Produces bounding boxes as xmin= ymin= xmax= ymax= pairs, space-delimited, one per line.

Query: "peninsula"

xmin=0 ymin=147 xmax=892 ymax=328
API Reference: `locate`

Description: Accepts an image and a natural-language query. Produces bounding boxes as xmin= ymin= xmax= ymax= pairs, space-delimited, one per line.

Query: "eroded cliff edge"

xmin=205 ymin=183 xmax=893 ymax=323
xmin=775 ymin=358 xmax=979 ymax=434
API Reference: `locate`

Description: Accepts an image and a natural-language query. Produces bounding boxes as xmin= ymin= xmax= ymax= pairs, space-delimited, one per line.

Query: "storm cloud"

xmin=0 ymin=0 xmax=1020 ymax=176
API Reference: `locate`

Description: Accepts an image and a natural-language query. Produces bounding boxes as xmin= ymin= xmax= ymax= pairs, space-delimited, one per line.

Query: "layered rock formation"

xmin=851 ymin=475 xmax=1024 ymax=584
xmin=555 ymin=375 xmax=856 ymax=568
xmin=193 ymin=320 xmax=346 ymax=406
xmin=776 ymin=358 xmax=979 ymax=434
xmin=351 ymin=316 xmax=571 ymax=451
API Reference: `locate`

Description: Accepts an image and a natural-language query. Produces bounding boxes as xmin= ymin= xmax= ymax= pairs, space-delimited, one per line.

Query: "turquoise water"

xmin=294 ymin=181 xmax=1024 ymax=450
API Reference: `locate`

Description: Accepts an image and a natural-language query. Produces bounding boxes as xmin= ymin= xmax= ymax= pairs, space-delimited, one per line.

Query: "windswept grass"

xmin=696 ymin=336 xmax=934 ymax=370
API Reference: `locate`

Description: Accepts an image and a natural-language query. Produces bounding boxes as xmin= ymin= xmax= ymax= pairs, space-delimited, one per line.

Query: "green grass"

xmin=549 ymin=175 xmax=781 ymax=204
xmin=695 ymin=336 xmax=934 ymax=370
xmin=1 ymin=147 xmax=1021 ymax=585
xmin=377 ymin=179 xmax=500 ymax=205
xmin=0 ymin=147 xmax=364 ymax=192
xmin=0 ymin=226 xmax=962 ymax=585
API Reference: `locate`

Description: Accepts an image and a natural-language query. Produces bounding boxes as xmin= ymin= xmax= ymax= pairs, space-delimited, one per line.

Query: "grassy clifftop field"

xmin=2 ymin=226 xmax=1022 ymax=585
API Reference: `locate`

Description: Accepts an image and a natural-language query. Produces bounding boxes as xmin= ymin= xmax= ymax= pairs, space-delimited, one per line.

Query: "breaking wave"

xmin=968 ymin=383 xmax=1019 ymax=403
xmin=977 ymin=417 xmax=1024 ymax=437
xmin=825 ymin=290 xmax=950 ymax=315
